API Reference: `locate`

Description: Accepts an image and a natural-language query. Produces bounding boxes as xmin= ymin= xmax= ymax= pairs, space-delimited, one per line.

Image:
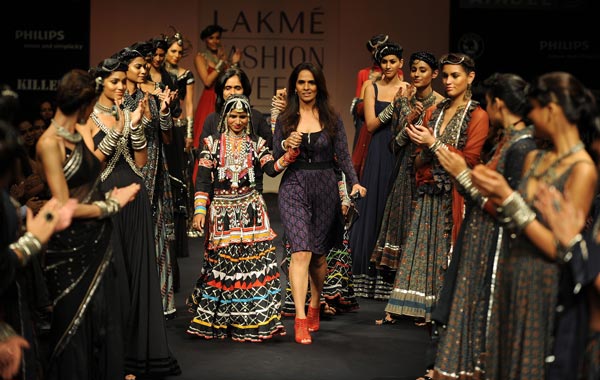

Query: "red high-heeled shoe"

xmin=294 ymin=318 xmax=312 ymax=344
xmin=306 ymin=305 xmax=320 ymax=332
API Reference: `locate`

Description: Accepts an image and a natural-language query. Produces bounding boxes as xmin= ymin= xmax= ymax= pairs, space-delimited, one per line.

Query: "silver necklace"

xmin=432 ymin=99 xmax=472 ymax=147
xmin=94 ymin=102 xmax=115 ymax=115
xmin=52 ymin=118 xmax=82 ymax=143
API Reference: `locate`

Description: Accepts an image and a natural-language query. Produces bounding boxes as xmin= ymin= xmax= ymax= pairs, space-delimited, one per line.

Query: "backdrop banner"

xmin=4 ymin=0 xmax=90 ymax=118
xmin=197 ymin=0 xmax=340 ymax=113
xmin=450 ymin=0 xmax=599 ymax=97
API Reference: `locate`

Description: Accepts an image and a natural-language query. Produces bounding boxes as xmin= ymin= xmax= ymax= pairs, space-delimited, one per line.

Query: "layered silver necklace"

xmin=52 ymin=118 xmax=82 ymax=143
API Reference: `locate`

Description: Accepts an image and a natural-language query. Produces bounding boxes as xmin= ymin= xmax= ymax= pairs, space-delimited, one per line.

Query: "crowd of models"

xmin=0 ymin=26 xmax=599 ymax=380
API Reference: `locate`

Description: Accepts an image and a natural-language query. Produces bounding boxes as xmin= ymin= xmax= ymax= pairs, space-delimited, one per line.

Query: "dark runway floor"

xmin=164 ymin=193 xmax=430 ymax=380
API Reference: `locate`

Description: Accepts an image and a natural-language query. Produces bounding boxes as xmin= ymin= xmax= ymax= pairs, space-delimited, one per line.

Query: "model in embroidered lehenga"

xmin=186 ymin=95 xmax=293 ymax=342
xmin=371 ymin=51 xmax=443 ymax=312
xmin=384 ymin=53 xmax=489 ymax=324
xmin=431 ymin=73 xmax=536 ymax=380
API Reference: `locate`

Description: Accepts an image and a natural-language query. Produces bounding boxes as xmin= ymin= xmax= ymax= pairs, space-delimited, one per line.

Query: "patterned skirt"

xmin=186 ymin=188 xmax=285 ymax=342
xmin=385 ymin=191 xmax=452 ymax=322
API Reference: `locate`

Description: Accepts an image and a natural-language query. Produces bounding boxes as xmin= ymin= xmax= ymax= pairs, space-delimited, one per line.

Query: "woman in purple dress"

xmin=274 ymin=62 xmax=366 ymax=344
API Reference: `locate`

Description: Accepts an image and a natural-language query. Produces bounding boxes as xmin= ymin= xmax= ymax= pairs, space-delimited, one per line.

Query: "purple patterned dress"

xmin=274 ymin=118 xmax=358 ymax=256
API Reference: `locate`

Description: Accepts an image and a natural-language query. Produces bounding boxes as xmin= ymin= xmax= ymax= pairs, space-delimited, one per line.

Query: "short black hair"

xmin=200 ymin=25 xmax=225 ymax=40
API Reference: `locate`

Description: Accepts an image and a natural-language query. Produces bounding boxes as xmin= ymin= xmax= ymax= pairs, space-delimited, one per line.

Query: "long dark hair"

xmin=482 ymin=72 xmax=531 ymax=120
xmin=55 ymin=69 xmax=98 ymax=116
xmin=214 ymin=67 xmax=252 ymax=114
xmin=278 ymin=62 xmax=338 ymax=138
xmin=528 ymin=71 xmax=600 ymax=151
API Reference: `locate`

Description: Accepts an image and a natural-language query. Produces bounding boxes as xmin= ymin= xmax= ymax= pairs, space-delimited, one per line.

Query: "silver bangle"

xmin=186 ymin=117 xmax=194 ymax=139
xmin=141 ymin=116 xmax=152 ymax=127
xmin=377 ymin=102 xmax=394 ymax=124
xmin=556 ymin=233 xmax=583 ymax=263
xmin=429 ymin=139 xmax=445 ymax=153
xmin=130 ymin=122 xmax=147 ymax=151
xmin=98 ymin=128 xmax=122 ymax=156
xmin=9 ymin=232 xmax=42 ymax=266
xmin=281 ymin=139 xmax=287 ymax=150
xmin=93 ymin=197 xmax=121 ymax=219
xmin=498 ymin=191 xmax=536 ymax=232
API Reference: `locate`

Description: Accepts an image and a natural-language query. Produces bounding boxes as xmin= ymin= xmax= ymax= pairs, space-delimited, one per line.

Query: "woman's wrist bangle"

xmin=281 ymin=139 xmax=287 ymax=150
xmin=215 ymin=60 xmax=226 ymax=73
xmin=498 ymin=191 xmax=536 ymax=232
xmin=556 ymin=233 xmax=583 ymax=263
xmin=9 ymin=232 xmax=43 ymax=266
xmin=429 ymin=139 xmax=445 ymax=153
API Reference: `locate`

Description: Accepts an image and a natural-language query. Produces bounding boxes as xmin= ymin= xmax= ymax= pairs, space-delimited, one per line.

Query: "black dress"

xmin=43 ymin=140 xmax=123 ymax=380
xmin=92 ymin=113 xmax=181 ymax=378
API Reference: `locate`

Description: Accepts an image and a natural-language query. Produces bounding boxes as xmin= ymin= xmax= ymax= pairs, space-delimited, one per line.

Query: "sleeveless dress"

xmin=484 ymin=151 xmax=585 ymax=379
xmin=92 ymin=113 xmax=181 ymax=378
xmin=192 ymin=62 xmax=217 ymax=148
xmin=432 ymin=126 xmax=536 ymax=379
xmin=43 ymin=140 xmax=123 ymax=380
xmin=349 ymin=83 xmax=396 ymax=298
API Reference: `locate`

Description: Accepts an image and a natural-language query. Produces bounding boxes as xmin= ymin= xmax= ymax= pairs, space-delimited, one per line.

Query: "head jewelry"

xmin=218 ymin=94 xmax=252 ymax=134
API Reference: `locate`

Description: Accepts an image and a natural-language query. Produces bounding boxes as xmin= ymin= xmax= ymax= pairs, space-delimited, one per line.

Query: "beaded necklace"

xmin=218 ymin=132 xmax=254 ymax=188
xmin=94 ymin=102 xmax=114 ymax=114
xmin=410 ymin=90 xmax=437 ymax=124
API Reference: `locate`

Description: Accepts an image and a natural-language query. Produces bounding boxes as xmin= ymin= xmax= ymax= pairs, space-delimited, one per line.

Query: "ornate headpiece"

xmin=374 ymin=42 xmax=403 ymax=65
xmin=165 ymin=26 xmax=191 ymax=55
xmin=218 ymin=94 xmax=252 ymax=134
xmin=366 ymin=34 xmax=388 ymax=52
xmin=89 ymin=58 xmax=128 ymax=93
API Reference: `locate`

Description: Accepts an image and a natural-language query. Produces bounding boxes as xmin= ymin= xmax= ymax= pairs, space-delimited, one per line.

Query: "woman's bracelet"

xmin=281 ymin=139 xmax=287 ymax=150
xmin=454 ymin=168 xmax=486 ymax=206
xmin=159 ymin=112 xmax=173 ymax=131
xmin=9 ymin=232 xmax=42 ymax=266
xmin=130 ymin=121 xmax=147 ymax=151
xmin=555 ymin=233 xmax=584 ymax=263
xmin=377 ymin=102 xmax=394 ymax=124
xmin=194 ymin=192 xmax=210 ymax=216
xmin=93 ymin=197 xmax=121 ymax=219
xmin=186 ymin=117 xmax=194 ymax=139
xmin=215 ymin=60 xmax=226 ymax=73
xmin=429 ymin=139 xmax=446 ymax=153
xmin=497 ymin=191 xmax=536 ymax=232
xmin=98 ymin=128 xmax=122 ymax=156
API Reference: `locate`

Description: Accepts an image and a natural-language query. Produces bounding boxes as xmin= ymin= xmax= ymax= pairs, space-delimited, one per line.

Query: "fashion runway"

xmin=164 ymin=193 xmax=430 ymax=380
